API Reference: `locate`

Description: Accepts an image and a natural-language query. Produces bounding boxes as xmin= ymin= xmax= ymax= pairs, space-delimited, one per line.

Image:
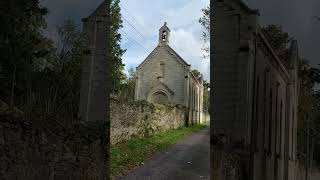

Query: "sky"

xmin=41 ymin=0 xmax=319 ymax=82
xmin=40 ymin=0 xmax=210 ymax=81
xmin=245 ymin=0 xmax=320 ymax=66
xmin=118 ymin=0 xmax=210 ymax=80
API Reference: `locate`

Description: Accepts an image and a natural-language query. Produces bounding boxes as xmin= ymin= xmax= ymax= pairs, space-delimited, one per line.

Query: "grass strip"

xmin=110 ymin=123 xmax=209 ymax=179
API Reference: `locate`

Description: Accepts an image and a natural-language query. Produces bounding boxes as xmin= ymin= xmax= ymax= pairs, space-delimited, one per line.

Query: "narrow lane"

xmin=119 ymin=127 xmax=210 ymax=180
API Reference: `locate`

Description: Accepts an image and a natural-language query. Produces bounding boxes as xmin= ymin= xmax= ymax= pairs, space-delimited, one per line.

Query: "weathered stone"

xmin=110 ymin=97 xmax=189 ymax=145
xmin=135 ymin=22 xmax=206 ymax=125
xmin=0 ymin=101 xmax=107 ymax=180
xmin=212 ymin=0 xmax=299 ymax=180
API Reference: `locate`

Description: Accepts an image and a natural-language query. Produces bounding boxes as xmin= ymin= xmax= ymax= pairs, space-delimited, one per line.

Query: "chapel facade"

xmin=135 ymin=22 xmax=204 ymax=125
xmin=212 ymin=0 xmax=300 ymax=180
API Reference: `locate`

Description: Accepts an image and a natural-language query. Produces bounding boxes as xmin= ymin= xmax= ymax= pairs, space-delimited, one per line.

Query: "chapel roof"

xmin=137 ymin=44 xmax=191 ymax=68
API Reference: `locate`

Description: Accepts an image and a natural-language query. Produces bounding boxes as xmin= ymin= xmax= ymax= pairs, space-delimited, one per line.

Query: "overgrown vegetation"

xmin=110 ymin=0 xmax=126 ymax=94
xmin=199 ymin=4 xmax=210 ymax=58
xmin=199 ymin=4 xmax=210 ymax=114
xmin=110 ymin=123 xmax=209 ymax=178
xmin=117 ymin=67 xmax=137 ymax=101
xmin=297 ymin=59 xmax=320 ymax=166
xmin=0 ymin=0 xmax=51 ymax=107
xmin=261 ymin=25 xmax=290 ymax=52
xmin=0 ymin=0 xmax=126 ymax=124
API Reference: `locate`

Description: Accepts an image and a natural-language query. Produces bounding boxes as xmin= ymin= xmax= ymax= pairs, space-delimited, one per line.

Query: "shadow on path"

xmin=119 ymin=127 xmax=210 ymax=180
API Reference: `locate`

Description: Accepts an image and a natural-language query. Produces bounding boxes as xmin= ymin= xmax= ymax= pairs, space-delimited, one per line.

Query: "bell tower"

xmin=159 ymin=22 xmax=170 ymax=46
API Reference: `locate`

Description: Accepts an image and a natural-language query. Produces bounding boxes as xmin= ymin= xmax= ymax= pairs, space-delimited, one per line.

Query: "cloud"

xmin=120 ymin=0 xmax=210 ymax=80
xmin=170 ymin=27 xmax=209 ymax=80
xmin=40 ymin=0 xmax=210 ymax=79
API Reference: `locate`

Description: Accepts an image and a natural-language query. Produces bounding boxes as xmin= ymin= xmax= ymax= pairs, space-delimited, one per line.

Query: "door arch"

xmin=149 ymin=91 xmax=169 ymax=105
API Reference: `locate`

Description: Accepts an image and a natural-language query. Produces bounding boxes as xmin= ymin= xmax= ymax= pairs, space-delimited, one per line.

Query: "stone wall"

xmin=1 ymin=96 xmax=192 ymax=179
xmin=110 ymin=97 xmax=187 ymax=145
xmin=0 ymin=101 xmax=107 ymax=180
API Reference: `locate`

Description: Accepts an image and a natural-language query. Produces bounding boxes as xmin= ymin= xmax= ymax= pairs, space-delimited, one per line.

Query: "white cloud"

xmin=170 ymin=27 xmax=210 ymax=80
xmin=121 ymin=0 xmax=210 ymax=80
xmin=40 ymin=0 xmax=210 ymax=80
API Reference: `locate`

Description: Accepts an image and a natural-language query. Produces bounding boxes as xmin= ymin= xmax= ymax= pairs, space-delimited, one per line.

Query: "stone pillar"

xmin=212 ymin=0 xmax=260 ymax=180
xmin=79 ymin=4 xmax=109 ymax=122
xmin=78 ymin=1 xmax=110 ymax=179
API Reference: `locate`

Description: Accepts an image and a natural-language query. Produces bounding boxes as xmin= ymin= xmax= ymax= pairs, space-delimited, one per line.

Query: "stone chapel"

xmin=135 ymin=22 xmax=204 ymax=125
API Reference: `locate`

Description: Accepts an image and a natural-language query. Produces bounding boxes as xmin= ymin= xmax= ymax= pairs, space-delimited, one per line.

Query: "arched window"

xmin=150 ymin=91 xmax=169 ymax=105
xmin=160 ymin=62 xmax=165 ymax=78
xmin=162 ymin=31 xmax=167 ymax=41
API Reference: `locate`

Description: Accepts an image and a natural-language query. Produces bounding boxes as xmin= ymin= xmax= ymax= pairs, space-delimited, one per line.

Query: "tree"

xmin=56 ymin=20 xmax=87 ymax=67
xmin=42 ymin=19 xmax=87 ymax=120
xmin=118 ymin=68 xmax=137 ymax=101
xmin=0 ymin=0 xmax=53 ymax=106
xmin=261 ymin=25 xmax=290 ymax=52
xmin=0 ymin=0 xmax=126 ymax=123
xmin=199 ymin=4 xmax=210 ymax=58
xmin=191 ymin=69 xmax=201 ymax=78
xmin=110 ymin=0 xmax=126 ymax=94
xmin=297 ymin=59 xmax=320 ymax=167
xmin=19 ymin=19 xmax=88 ymax=123
xmin=203 ymin=80 xmax=210 ymax=113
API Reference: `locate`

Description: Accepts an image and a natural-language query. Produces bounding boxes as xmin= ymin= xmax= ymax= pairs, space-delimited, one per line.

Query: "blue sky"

xmin=119 ymin=0 xmax=210 ymax=80
xmin=41 ymin=0 xmax=319 ymax=81
xmin=41 ymin=0 xmax=210 ymax=80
